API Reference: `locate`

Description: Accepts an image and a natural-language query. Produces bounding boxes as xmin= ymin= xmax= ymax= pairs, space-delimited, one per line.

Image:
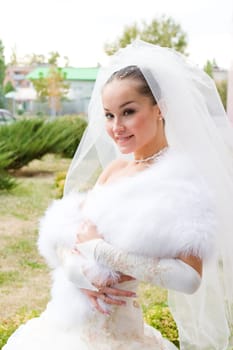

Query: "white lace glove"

xmin=56 ymin=247 xmax=98 ymax=291
xmin=76 ymin=239 xmax=201 ymax=294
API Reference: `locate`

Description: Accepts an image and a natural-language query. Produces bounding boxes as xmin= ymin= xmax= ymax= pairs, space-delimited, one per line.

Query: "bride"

xmin=3 ymin=40 xmax=233 ymax=350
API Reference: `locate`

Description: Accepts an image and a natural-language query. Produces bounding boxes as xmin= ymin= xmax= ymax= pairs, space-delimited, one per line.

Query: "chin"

xmin=118 ymin=146 xmax=134 ymax=154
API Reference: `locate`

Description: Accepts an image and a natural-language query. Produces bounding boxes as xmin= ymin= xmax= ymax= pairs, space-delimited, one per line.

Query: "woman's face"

xmin=102 ymin=79 xmax=162 ymax=155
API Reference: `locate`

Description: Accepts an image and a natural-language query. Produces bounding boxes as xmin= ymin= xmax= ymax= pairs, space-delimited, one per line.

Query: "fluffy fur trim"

xmin=45 ymin=268 xmax=91 ymax=328
xmin=83 ymin=150 xmax=217 ymax=261
xmin=38 ymin=192 xmax=85 ymax=268
xmin=37 ymin=150 xmax=217 ymax=327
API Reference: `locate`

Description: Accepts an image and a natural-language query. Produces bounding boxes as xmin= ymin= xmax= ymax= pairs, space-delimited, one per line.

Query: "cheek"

xmin=133 ymin=117 xmax=145 ymax=130
xmin=126 ymin=114 xmax=145 ymax=132
xmin=135 ymin=114 xmax=158 ymax=140
xmin=105 ymin=122 xmax=114 ymax=138
xmin=130 ymin=113 xmax=153 ymax=134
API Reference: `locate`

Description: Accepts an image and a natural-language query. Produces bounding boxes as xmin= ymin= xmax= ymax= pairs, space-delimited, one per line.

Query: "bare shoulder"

xmin=97 ymin=159 xmax=129 ymax=185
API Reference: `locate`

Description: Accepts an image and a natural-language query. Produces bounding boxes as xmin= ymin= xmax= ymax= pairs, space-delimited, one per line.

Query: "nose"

xmin=112 ymin=118 xmax=125 ymax=133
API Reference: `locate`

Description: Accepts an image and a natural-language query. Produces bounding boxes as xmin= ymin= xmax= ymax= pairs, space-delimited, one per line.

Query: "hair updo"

xmin=105 ymin=65 xmax=157 ymax=105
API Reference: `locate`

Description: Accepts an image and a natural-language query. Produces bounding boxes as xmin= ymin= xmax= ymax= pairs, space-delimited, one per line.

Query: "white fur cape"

xmin=38 ymin=149 xmax=216 ymax=326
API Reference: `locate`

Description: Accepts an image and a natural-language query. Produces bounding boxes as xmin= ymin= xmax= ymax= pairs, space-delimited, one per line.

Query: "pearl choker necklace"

xmin=134 ymin=146 xmax=169 ymax=164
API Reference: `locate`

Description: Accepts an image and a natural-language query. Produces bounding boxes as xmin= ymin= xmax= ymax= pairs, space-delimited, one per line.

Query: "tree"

xmin=9 ymin=45 xmax=18 ymax=66
xmin=31 ymin=72 xmax=48 ymax=102
xmin=31 ymin=66 xmax=69 ymax=116
xmin=104 ymin=15 xmax=188 ymax=55
xmin=23 ymin=53 xmax=46 ymax=66
xmin=48 ymin=51 xmax=60 ymax=65
xmin=203 ymin=59 xmax=218 ymax=78
xmin=0 ymin=40 xmax=6 ymax=108
xmin=203 ymin=60 xmax=213 ymax=78
xmin=47 ymin=66 xmax=69 ymax=116
xmin=204 ymin=59 xmax=227 ymax=110
xmin=4 ymin=81 xmax=15 ymax=94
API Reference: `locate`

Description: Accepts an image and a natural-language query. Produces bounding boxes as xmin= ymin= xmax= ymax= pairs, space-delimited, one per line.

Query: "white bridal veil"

xmin=64 ymin=40 xmax=233 ymax=350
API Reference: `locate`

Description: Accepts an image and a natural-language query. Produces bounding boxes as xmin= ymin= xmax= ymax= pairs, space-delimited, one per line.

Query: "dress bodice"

xmin=78 ymin=280 xmax=169 ymax=349
xmin=81 ymin=280 xmax=144 ymax=339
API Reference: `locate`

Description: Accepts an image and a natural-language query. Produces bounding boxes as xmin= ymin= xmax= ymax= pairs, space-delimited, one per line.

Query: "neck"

xmin=134 ymin=139 xmax=168 ymax=162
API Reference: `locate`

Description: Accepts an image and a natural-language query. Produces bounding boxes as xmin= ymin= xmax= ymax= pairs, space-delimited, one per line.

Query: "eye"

xmin=123 ymin=108 xmax=135 ymax=116
xmin=105 ymin=113 xmax=114 ymax=120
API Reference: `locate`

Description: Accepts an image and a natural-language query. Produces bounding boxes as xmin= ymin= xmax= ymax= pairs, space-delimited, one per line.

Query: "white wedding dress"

xmin=3 ymin=150 xmax=215 ymax=350
xmin=4 ymin=280 xmax=176 ymax=349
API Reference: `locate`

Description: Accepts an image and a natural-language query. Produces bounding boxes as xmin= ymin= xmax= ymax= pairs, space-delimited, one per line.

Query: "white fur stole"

xmin=83 ymin=150 xmax=216 ymax=260
xmin=37 ymin=149 xmax=216 ymax=326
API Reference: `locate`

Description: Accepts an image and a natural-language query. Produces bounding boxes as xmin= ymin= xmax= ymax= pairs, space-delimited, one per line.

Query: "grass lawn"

xmin=0 ymin=154 xmax=178 ymax=348
xmin=0 ymin=155 xmax=71 ymax=348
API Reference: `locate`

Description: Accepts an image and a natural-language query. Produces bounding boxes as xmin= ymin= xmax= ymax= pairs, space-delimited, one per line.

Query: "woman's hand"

xmin=81 ymin=274 xmax=136 ymax=314
xmin=76 ymin=220 xmax=102 ymax=243
xmin=76 ymin=220 xmax=136 ymax=314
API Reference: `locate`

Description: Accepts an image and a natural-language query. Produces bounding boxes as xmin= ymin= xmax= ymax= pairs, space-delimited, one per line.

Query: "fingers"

xmin=81 ymin=287 xmax=137 ymax=316
xmin=100 ymin=293 xmax=126 ymax=306
xmin=81 ymin=289 xmax=110 ymax=314
xmin=88 ymin=293 xmax=123 ymax=314
xmin=82 ymin=287 xmax=133 ymax=300
xmin=100 ymin=286 xmax=137 ymax=298
xmin=89 ymin=296 xmax=109 ymax=315
xmin=118 ymin=274 xmax=136 ymax=283
xmin=81 ymin=288 xmax=128 ymax=311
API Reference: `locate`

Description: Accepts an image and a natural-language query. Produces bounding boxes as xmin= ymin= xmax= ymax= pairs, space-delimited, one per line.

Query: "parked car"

xmin=0 ymin=109 xmax=16 ymax=124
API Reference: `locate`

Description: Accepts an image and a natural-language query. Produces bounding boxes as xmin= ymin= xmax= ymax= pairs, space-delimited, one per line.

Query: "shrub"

xmin=0 ymin=143 xmax=17 ymax=191
xmin=139 ymin=285 xmax=179 ymax=347
xmin=0 ymin=118 xmax=45 ymax=169
xmin=143 ymin=304 xmax=179 ymax=347
xmin=54 ymin=171 xmax=66 ymax=198
xmin=0 ymin=171 xmax=17 ymax=191
xmin=0 ymin=115 xmax=87 ymax=170
xmin=49 ymin=115 xmax=87 ymax=158
xmin=0 ymin=115 xmax=86 ymax=191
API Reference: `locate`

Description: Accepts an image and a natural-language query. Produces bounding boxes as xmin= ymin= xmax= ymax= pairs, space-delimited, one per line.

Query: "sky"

xmin=0 ymin=0 xmax=233 ymax=69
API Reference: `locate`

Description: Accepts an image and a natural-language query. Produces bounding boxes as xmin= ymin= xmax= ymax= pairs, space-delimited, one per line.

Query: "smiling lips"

xmin=115 ymin=135 xmax=134 ymax=144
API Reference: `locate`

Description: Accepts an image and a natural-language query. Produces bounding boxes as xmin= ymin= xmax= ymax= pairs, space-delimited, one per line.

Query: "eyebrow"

xmin=104 ymin=101 xmax=135 ymax=111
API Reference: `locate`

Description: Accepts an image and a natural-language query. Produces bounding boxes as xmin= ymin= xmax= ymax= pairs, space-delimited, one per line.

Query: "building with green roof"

xmin=27 ymin=66 xmax=100 ymax=114
xmin=27 ymin=67 xmax=99 ymax=81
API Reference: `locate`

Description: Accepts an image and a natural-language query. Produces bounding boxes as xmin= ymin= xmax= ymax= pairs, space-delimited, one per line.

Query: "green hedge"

xmin=0 ymin=116 xmax=87 ymax=170
xmin=49 ymin=116 xmax=87 ymax=158
xmin=0 ymin=116 xmax=87 ymax=191
xmin=0 ymin=143 xmax=17 ymax=190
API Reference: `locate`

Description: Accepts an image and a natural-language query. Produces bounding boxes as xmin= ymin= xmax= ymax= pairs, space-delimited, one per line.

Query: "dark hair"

xmin=105 ymin=65 xmax=157 ymax=105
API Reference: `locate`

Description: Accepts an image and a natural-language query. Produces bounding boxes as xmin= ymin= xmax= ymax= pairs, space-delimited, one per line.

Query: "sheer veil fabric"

xmin=64 ymin=40 xmax=233 ymax=349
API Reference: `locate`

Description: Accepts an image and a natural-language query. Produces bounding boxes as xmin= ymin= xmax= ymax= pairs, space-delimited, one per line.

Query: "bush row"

xmin=0 ymin=116 xmax=87 ymax=190
xmin=0 ymin=142 xmax=18 ymax=190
